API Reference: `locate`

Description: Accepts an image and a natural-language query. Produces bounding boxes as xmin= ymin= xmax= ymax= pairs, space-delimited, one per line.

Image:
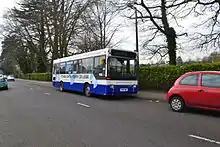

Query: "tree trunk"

xmin=161 ymin=0 xmax=177 ymax=65
xmin=52 ymin=0 xmax=59 ymax=60
xmin=167 ymin=28 xmax=177 ymax=65
xmin=38 ymin=1 xmax=47 ymax=72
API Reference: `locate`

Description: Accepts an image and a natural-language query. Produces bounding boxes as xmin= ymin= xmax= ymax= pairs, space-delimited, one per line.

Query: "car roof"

xmin=185 ymin=71 xmax=220 ymax=75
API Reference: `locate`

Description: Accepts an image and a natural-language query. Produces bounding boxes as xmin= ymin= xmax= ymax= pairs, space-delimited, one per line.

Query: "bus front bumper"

xmin=105 ymin=85 xmax=138 ymax=96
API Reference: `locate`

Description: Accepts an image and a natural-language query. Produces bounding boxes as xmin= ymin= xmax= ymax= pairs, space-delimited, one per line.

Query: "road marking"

xmin=44 ymin=93 xmax=51 ymax=96
xmin=189 ymin=134 xmax=220 ymax=145
xmin=77 ymin=102 xmax=90 ymax=108
xmin=29 ymin=88 xmax=33 ymax=90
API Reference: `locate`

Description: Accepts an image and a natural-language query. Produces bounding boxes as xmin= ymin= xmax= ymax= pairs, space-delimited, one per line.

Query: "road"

xmin=0 ymin=80 xmax=220 ymax=147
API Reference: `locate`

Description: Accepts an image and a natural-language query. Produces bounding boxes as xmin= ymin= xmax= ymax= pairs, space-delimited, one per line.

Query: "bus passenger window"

xmin=66 ymin=61 xmax=73 ymax=74
xmin=56 ymin=64 xmax=60 ymax=74
xmin=82 ymin=58 xmax=93 ymax=74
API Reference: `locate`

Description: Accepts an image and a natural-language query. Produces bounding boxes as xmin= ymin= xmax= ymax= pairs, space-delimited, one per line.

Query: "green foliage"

xmin=23 ymin=73 xmax=52 ymax=81
xmin=139 ymin=63 xmax=220 ymax=91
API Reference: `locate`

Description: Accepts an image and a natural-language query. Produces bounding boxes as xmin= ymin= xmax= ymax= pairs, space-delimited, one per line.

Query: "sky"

xmin=0 ymin=0 xmax=16 ymax=20
xmin=0 ymin=0 xmax=215 ymax=64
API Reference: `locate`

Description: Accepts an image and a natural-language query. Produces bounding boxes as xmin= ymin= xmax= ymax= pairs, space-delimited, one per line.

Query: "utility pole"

xmin=127 ymin=3 xmax=139 ymax=82
xmin=134 ymin=6 xmax=139 ymax=82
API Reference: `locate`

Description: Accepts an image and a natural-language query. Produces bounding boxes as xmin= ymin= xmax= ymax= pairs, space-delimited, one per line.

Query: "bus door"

xmin=53 ymin=64 xmax=60 ymax=82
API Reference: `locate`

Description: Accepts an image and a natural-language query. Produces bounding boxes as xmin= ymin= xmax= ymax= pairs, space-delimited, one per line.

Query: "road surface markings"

xmin=189 ymin=134 xmax=220 ymax=145
xmin=44 ymin=93 xmax=51 ymax=96
xmin=77 ymin=102 xmax=90 ymax=108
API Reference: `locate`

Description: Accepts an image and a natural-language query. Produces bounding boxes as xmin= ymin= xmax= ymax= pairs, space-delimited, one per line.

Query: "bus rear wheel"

xmin=84 ymin=84 xmax=91 ymax=97
xmin=59 ymin=82 xmax=64 ymax=92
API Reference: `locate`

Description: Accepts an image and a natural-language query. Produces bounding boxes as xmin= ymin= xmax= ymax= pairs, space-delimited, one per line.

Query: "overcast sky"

xmin=0 ymin=0 xmax=214 ymax=64
xmin=0 ymin=0 xmax=17 ymax=50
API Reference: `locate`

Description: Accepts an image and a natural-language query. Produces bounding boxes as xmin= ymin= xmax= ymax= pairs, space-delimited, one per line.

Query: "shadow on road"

xmin=0 ymin=88 xmax=11 ymax=91
xmin=60 ymin=89 xmax=149 ymax=101
xmin=93 ymin=95 xmax=144 ymax=101
xmin=185 ymin=108 xmax=220 ymax=118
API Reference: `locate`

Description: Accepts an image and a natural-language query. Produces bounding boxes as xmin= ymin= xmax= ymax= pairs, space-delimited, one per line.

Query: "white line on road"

xmin=189 ymin=134 xmax=220 ymax=145
xmin=44 ymin=93 xmax=51 ymax=96
xmin=77 ymin=102 xmax=90 ymax=108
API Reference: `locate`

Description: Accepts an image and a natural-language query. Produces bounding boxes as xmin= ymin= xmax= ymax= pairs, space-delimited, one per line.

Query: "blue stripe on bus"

xmin=53 ymin=81 xmax=138 ymax=96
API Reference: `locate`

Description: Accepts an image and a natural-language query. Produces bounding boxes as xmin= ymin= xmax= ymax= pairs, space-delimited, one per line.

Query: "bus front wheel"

xmin=84 ymin=84 xmax=91 ymax=97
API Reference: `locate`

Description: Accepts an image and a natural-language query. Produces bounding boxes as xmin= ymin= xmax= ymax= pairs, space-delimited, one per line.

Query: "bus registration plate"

xmin=120 ymin=88 xmax=128 ymax=92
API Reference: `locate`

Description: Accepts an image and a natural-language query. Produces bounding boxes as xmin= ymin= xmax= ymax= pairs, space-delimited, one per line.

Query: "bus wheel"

xmin=84 ymin=84 xmax=91 ymax=97
xmin=59 ymin=82 xmax=64 ymax=92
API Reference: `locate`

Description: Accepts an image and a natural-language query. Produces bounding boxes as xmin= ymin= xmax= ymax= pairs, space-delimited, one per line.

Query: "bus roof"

xmin=53 ymin=48 xmax=135 ymax=64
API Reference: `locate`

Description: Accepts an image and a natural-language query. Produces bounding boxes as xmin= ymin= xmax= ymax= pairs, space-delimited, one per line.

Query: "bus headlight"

xmin=133 ymin=85 xmax=137 ymax=88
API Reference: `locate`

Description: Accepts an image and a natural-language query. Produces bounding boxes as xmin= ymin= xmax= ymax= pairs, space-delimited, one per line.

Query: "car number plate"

xmin=120 ymin=88 xmax=128 ymax=92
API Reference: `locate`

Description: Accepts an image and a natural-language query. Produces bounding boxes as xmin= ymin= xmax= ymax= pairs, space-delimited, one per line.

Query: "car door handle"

xmin=198 ymin=89 xmax=204 ymax=92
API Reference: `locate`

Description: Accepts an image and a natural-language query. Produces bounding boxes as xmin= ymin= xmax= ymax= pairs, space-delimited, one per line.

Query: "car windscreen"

xmin=0 ymin=78 xmax=5 ymax=82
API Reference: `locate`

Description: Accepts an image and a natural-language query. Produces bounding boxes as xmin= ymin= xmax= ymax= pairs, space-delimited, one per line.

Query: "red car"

xmin=166 ymin=71 xmax=220 ymax=112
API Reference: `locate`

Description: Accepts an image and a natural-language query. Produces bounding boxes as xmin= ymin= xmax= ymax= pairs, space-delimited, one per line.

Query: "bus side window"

xmin=78 ymin=60 xmax=83 ymax=73
xmin=66 ymin=61 xmax=73 ymax=74
xmin=60 ymin=63 xmax=66 ymax=74
xmin=82 ymin=58 xmax=93 ymax=74
xmin=73 ymin=60 xmax=79 ymax=74
xmin=94 ymin=56 xmax=105 ymax=77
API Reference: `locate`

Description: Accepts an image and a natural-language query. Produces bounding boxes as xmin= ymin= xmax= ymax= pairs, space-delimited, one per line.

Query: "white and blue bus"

xmin=52 ymin=48 xmax=138 ymax=96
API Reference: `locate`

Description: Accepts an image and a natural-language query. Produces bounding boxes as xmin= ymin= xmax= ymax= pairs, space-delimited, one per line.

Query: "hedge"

xmin=23 ymin=73 xmax=52 ymax=81
xmin=139 ymin=62 xmax=220 ymax=91
xmin=21 ymin=62 xmax=220 ymax=91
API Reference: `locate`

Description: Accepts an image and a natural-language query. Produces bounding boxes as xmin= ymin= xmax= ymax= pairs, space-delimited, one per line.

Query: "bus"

xmin=52 ymin=48 xmax=138 ymax=96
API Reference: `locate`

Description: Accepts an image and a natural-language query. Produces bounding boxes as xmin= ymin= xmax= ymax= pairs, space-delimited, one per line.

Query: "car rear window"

xmin=202 ymin=74 xmax=220 ymax=88
xmin=179 ymin=74 xmax=198 ymax=86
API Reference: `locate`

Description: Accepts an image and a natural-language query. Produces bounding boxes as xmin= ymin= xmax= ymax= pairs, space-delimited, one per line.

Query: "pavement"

xmin=0 ymin=79 xmax=219 ymax=147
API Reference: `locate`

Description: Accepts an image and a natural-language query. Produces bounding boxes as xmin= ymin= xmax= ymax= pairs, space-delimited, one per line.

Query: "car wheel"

xmin=59 ymin=82 xmax=64 ymax=92
xmin=84 ymin=84 xmax=91 ymax=97
xmin=5 ymin=86 xmax=8 ymax=90
xmin=170 ymin=96 xmax=185 ymax=112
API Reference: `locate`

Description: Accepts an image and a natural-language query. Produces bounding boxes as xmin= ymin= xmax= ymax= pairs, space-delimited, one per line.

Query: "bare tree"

xmin=75 ymin=0 xmax=121 ymax=52
xmin=190 ymin=0 xmax=220 ymax=50
xmin=2 ymin=0 xmax=93 ymax=72
xmin=126 ymin=0 xmax=196 ymax=65
xmin=8 ymin=0 xmax=49 ymax=72
xmin=45 ymin=0 xmax=92 ymax=59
